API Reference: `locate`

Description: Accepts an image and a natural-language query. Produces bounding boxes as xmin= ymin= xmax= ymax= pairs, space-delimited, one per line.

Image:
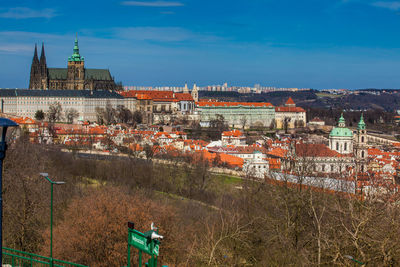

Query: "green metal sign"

xmin=128 ymin=229 xmax=153 ymax=255
xmin=127 ymin=223 xmax=163 ymax=267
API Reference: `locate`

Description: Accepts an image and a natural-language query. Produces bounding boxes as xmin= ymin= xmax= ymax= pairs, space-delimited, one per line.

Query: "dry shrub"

xmin=41 ymin=186 xmax=178 ymax=266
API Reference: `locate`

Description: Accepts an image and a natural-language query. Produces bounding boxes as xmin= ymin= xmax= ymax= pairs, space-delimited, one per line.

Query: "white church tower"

xmin=191 ymin=83 xmax=198 ymax=102
xmin=354 ymin=114 xmax=368 ymax=173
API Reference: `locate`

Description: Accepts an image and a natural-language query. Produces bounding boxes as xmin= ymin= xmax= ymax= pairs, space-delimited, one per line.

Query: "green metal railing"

xmin=2 ymin=247 xmax=88 ymax=267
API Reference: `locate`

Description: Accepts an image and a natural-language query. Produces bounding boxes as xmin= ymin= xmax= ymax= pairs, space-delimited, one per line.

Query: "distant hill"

xmin=199 ymin=90 xmax=400 ymax=111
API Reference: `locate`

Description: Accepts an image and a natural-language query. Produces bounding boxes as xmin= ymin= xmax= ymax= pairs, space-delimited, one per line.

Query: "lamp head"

xmin=39 ymin=173 xmax=49 ymax=177
xmin=0 ymin=118 xmax=18 ymax=128
xmin=0 ymin=117 xmax=18 ymax=143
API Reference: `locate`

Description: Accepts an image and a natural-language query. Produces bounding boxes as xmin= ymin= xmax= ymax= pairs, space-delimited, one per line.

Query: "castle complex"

xmin=29 ymin=38 xmax=120 ymax=91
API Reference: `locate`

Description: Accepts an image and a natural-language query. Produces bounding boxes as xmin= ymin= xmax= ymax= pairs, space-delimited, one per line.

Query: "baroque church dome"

xmin=329 ymin=114 xmax=353 ymax=137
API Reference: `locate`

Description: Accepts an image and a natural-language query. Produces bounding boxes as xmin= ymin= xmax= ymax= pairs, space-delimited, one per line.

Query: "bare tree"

xmin=95 ymin=107 xmax=105 ymax=125
xmin=47 ymin=102 xmax=63 ymax=123
xmin=240 ymin=116 xmax=247 ymax=130
xmin=65 ymin=108 xmax=79 ymax=124
xmin=116 ymin=105 xmax=132 ymax=124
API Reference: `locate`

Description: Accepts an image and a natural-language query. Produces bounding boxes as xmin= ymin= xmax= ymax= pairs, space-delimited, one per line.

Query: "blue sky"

xmin=1 ymin=0 xmax=400 ymax=89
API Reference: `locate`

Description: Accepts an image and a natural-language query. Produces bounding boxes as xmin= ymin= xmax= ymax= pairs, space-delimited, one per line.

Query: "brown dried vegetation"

xmin=2 ymin=136 xmax=400 ymax=266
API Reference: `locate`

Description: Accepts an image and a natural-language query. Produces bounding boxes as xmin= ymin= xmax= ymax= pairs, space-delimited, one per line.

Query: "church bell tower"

xmin=67 ymin=36 xmax=85 ymax=90
xmin=354 ymin=114 xmax=368 ymax=173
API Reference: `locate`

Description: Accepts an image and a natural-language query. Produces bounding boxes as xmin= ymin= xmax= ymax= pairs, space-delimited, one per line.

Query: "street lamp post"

xmin=0 ymin=118 xmax=18 ymax=264
xmin=40 ymin=173 xmax=65 ymax=267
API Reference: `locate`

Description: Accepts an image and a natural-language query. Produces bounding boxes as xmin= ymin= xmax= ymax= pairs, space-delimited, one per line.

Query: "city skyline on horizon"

xmin=2 ymin=0 xmax=400 ymax=89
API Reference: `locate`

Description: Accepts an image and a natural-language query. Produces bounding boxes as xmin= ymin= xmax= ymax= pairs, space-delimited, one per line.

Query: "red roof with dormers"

xmin=197 ymin=102 xmax=273 ymax=107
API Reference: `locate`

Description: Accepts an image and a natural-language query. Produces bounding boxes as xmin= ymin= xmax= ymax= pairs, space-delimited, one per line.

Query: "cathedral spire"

xmin=40 ymin=42 xmax=46 ymax=66
xmin=32 ymin=44 xmax=39 ymax=64
xmin=68 ymin=35 xmax=84 ymax=62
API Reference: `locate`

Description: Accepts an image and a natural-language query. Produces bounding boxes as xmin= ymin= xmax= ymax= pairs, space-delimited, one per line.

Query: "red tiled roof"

xmin=285 ymin=97 xmax=295 ymax=105
xmin=267 ymin=158 xmax=281 ymax=170
xmin=295 ymin=143 xmax=349 ymax=157
xmin=197 ymin=101 xmax=273 ymax=107
xmin=120 ymin=91 xmax=193 ymax=102
xmin=310 ymin=117 xmax=324 ymax=122
xmin=155 ymin=132 xmax=172 ymax=138
xmin=222 ymin=130 xmax=244 ymax=137
xmin=11 ymin=117 xmax=36 ymax=125
xmin=195 ymin=150 xmax=244 ymax=168
xmin=275 ymin=106 xmax=305 ymax=112
xmin=175 ymin=93 xmax=193 ymax=101
xmin=267 ymin=147 xmax=288 ymax=158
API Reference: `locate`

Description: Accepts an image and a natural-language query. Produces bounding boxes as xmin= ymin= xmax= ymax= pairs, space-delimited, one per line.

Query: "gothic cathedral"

xmin=29 ymin=37 xmax=121 ymax=90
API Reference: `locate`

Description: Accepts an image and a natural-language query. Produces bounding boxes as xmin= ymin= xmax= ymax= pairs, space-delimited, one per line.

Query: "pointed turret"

xmin=32 ymin=44 xmax=39 ymax=64
xmin=183 ymin=82 xmax=189 ymax=93
xmin=357 ymin=113 xmax=366 ymax=130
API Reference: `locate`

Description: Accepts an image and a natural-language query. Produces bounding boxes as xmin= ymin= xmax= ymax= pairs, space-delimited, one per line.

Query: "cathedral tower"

xmin=354 ymin=114 xmax=368 ymax=173
xmin=29 ymin=44 xmax=41 ymax=89
xmin=39 ymin=43 xmax=48 ymax=89
xmin=67 ymin=36 xmax=85 ymax=90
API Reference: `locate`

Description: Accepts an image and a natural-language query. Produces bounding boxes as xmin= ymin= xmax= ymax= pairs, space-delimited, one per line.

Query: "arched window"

xmin=336 ymin=142 xmax=339 ymax=151
xmin=344 ymin=142 xmax=347 ymax=151
xmin=322 ymin=164 xmax=325 ymax=172
xmin=361 ymin=151 xmax=365 ymax=158
xmin=361 ymin=136 xmax=364 ymax=143
xmin=331 ymin=165 xmax=334 ymax=172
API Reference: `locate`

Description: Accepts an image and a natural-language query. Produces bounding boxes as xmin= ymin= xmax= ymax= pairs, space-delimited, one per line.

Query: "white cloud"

xmin=0 ymin=7 xmax=58 ymax=19
xmin=0 ymin=44 xmax=32 ymax=53
xmin=120 ymin=1 xmax=184 ymax=7
xmin=114 ymin=27 xmax=195 ymax=42
xmin=112 ymin=27 xmax=224 ymax=43
xmin=371 ymin=1 xmax=400 ymax=11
